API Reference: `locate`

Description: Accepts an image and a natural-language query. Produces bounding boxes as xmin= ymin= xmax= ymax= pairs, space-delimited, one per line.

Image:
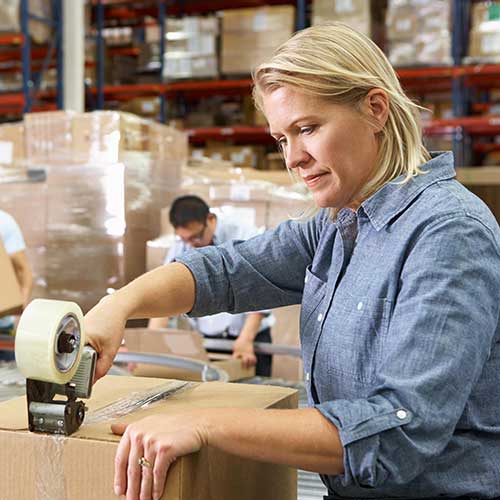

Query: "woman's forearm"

xmin=204 ymin=407 xmax=344 ymax=474
xmin=109 ymin=262 xmax=196 ymax=320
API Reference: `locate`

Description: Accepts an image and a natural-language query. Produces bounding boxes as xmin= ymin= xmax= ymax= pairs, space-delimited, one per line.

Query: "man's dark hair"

xmin=169 ymin=195 xmax=210 ymax=228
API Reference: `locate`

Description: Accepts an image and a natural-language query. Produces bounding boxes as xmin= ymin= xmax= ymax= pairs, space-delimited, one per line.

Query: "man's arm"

xmin=232 ymin=312 xmax=265 ymax=368
xmin=10 ymin=250 xmax=32 ymax=307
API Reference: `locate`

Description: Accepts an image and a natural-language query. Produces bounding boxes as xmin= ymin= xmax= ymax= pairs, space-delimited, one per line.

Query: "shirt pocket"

xmin=300 ymin=265 xmax=328 ymax=328
xmin=327 ymin=293 xmax=392 ymax=384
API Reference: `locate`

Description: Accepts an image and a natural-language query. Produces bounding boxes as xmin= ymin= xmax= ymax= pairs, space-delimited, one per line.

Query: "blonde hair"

xmin=253 ymin=23 xmax=430 ymax=203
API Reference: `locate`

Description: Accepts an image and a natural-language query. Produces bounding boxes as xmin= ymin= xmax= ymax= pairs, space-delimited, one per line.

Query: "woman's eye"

xmin=276 ymin=138 xmax=287 ymax=151
xmin=300 ymin=126 xmax=315 ymax=135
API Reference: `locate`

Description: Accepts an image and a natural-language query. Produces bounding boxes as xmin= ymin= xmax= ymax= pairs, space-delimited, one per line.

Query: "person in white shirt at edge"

xmin=148 ymin=195 xmax=274 ymax=377
xmin=0 ymin=209 xmax=33 ymax=362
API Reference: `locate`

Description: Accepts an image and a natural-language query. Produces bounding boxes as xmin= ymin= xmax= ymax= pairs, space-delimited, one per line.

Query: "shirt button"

xmin=396 ymin=409 xmax=407 ymax=420
xmin=317 ymin=313 xmax=323 ymax=322
xmin=304 ymin=275 xmax=308 ymax=283
xmin=357 ymin=301 xmax=363 ymax=311
xmin=305 ymin=372 xmax=310 ymax=381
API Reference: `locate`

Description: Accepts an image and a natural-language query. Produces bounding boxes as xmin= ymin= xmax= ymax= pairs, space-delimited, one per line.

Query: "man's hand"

xmin=232 ymin=336 xmax=257 ymax=369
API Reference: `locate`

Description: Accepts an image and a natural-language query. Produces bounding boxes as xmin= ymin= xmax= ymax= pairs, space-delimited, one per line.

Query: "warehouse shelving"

xmin=0 ymin=0 xmax=63 ymax=116
xmin=91 ymin=0 xmax=309 ymax=119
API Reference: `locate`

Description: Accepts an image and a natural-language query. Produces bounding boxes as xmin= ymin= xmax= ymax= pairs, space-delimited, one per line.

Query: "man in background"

xmin=148 ymin=195 xmax=274 ymax=376
xmin=0 ymin=209 xmax=32 ymax=361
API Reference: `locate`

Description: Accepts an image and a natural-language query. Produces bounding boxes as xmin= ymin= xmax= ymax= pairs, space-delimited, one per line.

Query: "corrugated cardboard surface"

xmin=0 ymin=375 xmax=297 ymax=500
xmin=0 ymin=239 xmax=23 ymax=316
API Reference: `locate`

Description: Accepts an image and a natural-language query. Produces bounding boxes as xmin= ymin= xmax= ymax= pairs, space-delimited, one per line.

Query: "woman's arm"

xmin=112 ymin=407 xmax=344 ymax=500
xmin=85 ymin=262 xmax=195 ymax=379
xmin=86 ymin=215 xmax=325 ymax=380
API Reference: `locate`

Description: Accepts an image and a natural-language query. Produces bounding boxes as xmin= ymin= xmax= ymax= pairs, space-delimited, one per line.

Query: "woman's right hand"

xmin=84 ymin=294 xmax=128 ymax=381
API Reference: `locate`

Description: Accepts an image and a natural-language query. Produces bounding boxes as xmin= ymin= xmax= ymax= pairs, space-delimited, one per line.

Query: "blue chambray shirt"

xmin=177 ymin=152 xmax=500 ymax=499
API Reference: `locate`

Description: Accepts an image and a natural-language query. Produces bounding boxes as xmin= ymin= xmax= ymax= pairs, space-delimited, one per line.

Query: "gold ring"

xmin=138 ymin=457 xmax=152 ymax=468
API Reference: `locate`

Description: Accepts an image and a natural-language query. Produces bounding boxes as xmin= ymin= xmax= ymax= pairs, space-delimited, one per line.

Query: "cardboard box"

xmin=221 ymin=6 xmax=295 ymax=33
xmin=386 ymin=4 xmax=418 ymax=40
xmin=0 ymin=122 xmax=25 ymax=165
xmin=0 ymin=375 xmax=297 ymax=500
xmin=220 ymin=5 xmax=295 ymax=75
xmin=469 ymin=28 xmax=500 ymax=60
xmin=0 ymin=240 xmax=23 ymax=316
xmin=205 ymin=143 xmax=265 ymax=169
xmin=124 ymin=328 xmax=256 ymax=381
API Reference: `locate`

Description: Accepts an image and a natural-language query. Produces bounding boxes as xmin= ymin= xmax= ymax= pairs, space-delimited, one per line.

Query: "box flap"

xmin=124 ymin=328 xmax=210 ymax=361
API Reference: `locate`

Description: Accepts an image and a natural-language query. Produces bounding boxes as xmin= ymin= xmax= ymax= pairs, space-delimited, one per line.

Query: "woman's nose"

xmin=285 ymin=140 xmax=310 ymax=170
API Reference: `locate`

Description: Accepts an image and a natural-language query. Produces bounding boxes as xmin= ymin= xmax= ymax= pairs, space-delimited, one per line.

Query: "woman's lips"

xmin=303 ymin=173 xmax=327 ymax=187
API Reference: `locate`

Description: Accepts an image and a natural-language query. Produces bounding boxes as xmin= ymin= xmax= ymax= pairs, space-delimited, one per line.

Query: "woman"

xmin=85 ymin=23 xmax=500 ymax=500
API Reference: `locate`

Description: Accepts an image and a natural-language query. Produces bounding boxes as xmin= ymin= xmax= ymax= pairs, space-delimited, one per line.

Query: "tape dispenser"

xmin=15 ymin=299 xmax=97 ymax=435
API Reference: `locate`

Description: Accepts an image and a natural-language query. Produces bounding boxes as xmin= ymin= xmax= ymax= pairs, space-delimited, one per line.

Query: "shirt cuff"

xmin=315 ymin=398 xmax=413 ymax=488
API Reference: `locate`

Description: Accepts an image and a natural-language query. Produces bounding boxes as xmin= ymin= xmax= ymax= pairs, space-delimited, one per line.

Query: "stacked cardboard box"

xmin=467 ymin=1 xmax=500 ymax=62
xmin=143 ymin=16 xmax=218 ymax=79
xmin=220 ymin=6 xmax=295 ymax=75
xmin=0 ymin=123 xmax=25 ymax=166
xmin=0 ymin=375 xmax=297 ymax=499
xmin=164 ymin=16 xmax=219 ymax=80
xmin=312 ymin=0 xmax=386 ymax=43
xmin=200 ymin=143 xmax=266 ymax=169
xmin=386 ymin=0 xmax=452 ymax=66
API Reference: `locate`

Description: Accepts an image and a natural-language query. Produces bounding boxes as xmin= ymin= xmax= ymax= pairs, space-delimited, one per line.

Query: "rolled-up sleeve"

xmin=316 ymin=214 xmax=500 ymax=488
xmin=176 ymin=212 xmax=326 ymax=317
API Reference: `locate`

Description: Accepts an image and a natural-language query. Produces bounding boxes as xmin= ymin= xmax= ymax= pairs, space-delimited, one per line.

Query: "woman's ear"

xmin=363 ymin=88 xmax=389 ymax=133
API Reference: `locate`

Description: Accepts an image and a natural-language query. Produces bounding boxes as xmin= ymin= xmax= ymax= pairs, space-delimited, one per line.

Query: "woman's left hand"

xmin=112 ymin=412 xmax=209 ymax=500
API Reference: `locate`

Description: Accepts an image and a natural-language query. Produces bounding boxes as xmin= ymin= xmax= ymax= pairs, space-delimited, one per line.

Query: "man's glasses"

xmin=180 ymin=222 xmax=207 ymax=244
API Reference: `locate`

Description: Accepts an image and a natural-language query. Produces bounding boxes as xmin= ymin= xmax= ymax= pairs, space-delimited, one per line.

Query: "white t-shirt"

xmin=0 ymin=210 xmax=26 ymax=328
xmin=165 ymin=214 xmax=274 ymax=337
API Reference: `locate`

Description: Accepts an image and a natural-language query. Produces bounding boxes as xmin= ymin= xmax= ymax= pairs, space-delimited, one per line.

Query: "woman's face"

xmin=262 ymin=86 xmax=384 ymax=210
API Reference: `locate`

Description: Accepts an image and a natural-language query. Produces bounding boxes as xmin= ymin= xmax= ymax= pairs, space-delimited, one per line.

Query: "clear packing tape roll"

xmin=15 ymin=299 xmax=85 ymax=384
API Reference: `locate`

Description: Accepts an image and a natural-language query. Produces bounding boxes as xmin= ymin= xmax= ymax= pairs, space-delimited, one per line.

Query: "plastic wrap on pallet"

xmin=386 ymin=0 xmax=452 ymax=67
xmin=16 ymin=111 xmax=188 ymax=301
xmin=43 ymin=163 xmax=125 ymax=312
xmin=177 ymin=159 xmax=312 ymax=231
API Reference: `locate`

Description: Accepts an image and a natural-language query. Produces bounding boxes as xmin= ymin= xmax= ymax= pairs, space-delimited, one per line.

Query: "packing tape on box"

xmin=35 ymin=435 xmax=67 ymax=500
xmin=15 ymin=299 xmax=85 ymax=384
xmin=85 ymin=380 xmax=194 ymax=424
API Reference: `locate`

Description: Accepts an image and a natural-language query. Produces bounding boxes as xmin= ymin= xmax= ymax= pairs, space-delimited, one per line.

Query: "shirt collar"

xmin=360 ymin=151 xmax=455 ymax=231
